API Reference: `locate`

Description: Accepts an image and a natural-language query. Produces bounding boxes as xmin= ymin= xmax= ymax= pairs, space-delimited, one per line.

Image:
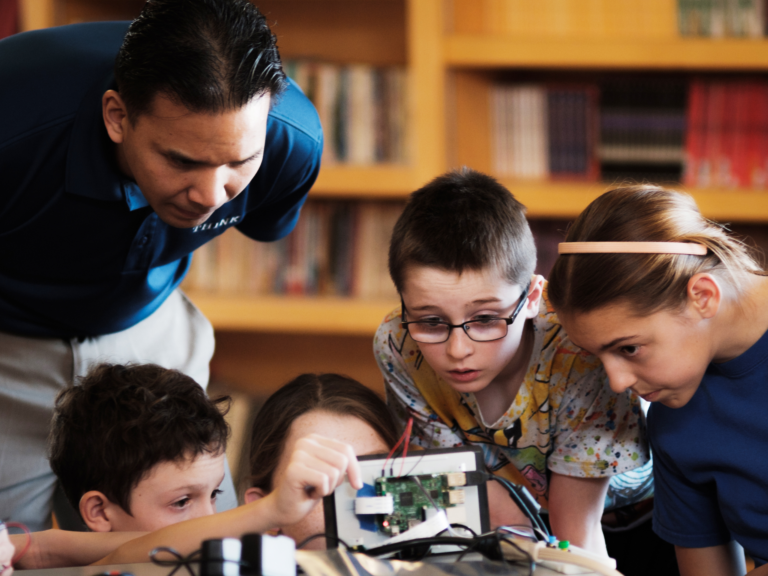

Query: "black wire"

xmin=488 ymin=476 xmax=550 ymax=539
xmin=363 ymin=535 xmax=474 ymax=557
xmin=149 ymin=547 xmax=201 ymax=576
xmin=437 ymin=523 xmax=478 ymax=537
xmin=296 ymin=533 xmax=351 ymax=550
xmin=499 ymin=535 xmax=536 ymax=576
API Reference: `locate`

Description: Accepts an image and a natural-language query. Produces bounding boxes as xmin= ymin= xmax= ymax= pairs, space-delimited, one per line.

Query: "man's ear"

xmin=687 ymin=273 xmax=721 ymax=320
xmin=79 ymin=491 xmax=114 ymax=532
xmin=524 ymin=275 xmax=545 ymax=319
xmin=102 ymin=90 xmax=129 ymax=144
xmin=244 ymin=487 xmax=268 ymax=504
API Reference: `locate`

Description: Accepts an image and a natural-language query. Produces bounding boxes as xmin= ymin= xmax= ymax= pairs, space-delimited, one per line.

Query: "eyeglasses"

xmin=401 ymin=285 xmax=530 ymax=344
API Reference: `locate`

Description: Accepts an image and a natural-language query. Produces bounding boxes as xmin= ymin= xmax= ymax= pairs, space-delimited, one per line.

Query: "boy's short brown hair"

xmin=389 ymin=168 xmax=537 ymax=292
xmin=49 ymin=363 xmax=230 ymax=515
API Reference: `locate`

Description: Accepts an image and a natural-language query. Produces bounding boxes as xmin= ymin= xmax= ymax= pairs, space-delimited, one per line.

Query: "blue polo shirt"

xmin=0 ymin=22 xmax=322 ymax=338
xmin=650 ymin=327 xmax=768 ymax=566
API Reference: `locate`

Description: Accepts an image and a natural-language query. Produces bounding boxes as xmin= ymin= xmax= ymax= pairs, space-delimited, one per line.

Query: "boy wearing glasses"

xmin=374 ymin=169 xmax=650 ymax=555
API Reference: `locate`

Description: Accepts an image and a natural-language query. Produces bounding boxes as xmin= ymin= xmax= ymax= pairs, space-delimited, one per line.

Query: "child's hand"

xmin=0 ymin=524 xmax=14 ymax=576
xmin=266 ymin=433 xmax=362 ymax=527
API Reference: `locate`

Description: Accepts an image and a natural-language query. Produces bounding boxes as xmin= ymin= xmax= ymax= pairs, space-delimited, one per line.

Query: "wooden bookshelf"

xmin=444 ymin=37 xmax=768 ymax=71
xmin=498 ymin=181 xmax=768 ymax=223
xmin=187 ymin=293 xmax=397 ymax=335
xmin=311 ymin=165 xmax=422 ymax=198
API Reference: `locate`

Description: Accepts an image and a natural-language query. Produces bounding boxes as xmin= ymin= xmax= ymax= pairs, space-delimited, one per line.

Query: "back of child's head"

xmin=549 ymin=184 xmax=763 ymax=316
xmin=49 ymin=363 xmax=230 ymax=516
xmin=247 ymin=373 xmax=398 ymax=493
xmin=389 ymin=168 xmax=537 ymax=292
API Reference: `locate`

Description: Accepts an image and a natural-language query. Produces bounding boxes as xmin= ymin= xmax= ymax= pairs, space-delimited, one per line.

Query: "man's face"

xmin=107 ymin=92 xmax=270 ymax=228
xmin=104 ymin=451 xmax=226 ymax=532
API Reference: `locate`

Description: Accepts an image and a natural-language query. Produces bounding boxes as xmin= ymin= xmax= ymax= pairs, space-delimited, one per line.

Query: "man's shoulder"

xmin=0 ymin=22 xmax=128 ymax=145
xmin=267 ymin=79 xmax=323 ymax=146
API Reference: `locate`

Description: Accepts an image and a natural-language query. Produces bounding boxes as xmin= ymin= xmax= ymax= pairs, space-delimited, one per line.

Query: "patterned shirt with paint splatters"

xmin=374 ymin=286 xmax=652 ymax=510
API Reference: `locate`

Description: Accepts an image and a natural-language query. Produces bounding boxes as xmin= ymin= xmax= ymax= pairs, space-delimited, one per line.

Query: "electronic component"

xmin=373 ymin=473 xmax=466 ymax=536
xmin=323 ymin=446 xmax=490 ymax=551
xmin=240 ymin=533 xmax=296 ymax=576
xmin=200 ymin=538 xmax=241 ymax=576
xmin=354 ymin=495 xmax=394 ymax=515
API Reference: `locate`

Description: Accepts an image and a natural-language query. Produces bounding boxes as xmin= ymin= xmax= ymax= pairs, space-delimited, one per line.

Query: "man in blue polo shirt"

xmin=0 ymin=0 xmax=322 ymax=530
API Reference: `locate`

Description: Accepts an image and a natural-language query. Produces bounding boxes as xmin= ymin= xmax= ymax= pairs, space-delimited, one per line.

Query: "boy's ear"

xmin=79 ymin=491 xmax=115 ymax=532
xmin=244 ymin=487 xmax=268 ymax=504
xmin=687 ymin=273 xmax=721 ymax=319
xmin=524 ymin=275 xmax=545 ymax=319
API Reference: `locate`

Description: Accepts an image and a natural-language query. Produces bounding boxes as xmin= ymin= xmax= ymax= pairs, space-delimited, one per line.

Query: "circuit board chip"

xmin=374 ymin=474 xmax=464 ymax=536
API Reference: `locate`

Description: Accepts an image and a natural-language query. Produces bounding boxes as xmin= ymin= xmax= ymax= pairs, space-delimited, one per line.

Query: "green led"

xmin=558 ymin=540 xmax=570 ymax=550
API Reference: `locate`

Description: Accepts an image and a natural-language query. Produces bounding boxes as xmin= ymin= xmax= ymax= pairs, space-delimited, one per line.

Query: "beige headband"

xmin=558 ymin=242 xmax=708 ymax=255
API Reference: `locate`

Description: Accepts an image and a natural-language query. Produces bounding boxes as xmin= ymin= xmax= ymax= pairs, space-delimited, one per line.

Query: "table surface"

xmin=18 ymin=560 xmax=586 ymax=576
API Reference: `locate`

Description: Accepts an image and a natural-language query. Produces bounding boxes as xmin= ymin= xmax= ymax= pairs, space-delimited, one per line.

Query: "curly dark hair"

xmin=49 ymin=363 xmax=230 ymax=515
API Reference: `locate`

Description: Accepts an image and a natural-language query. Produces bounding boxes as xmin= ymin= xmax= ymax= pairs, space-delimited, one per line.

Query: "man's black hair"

xmin=115 ymin=0 xmax=287 ymax=118
xmin=49 ymin=363 xmax=230 ymax=515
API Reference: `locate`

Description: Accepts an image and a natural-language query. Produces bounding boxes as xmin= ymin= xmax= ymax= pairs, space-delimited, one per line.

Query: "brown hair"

xmin=388 ymin=168 xmax=537 ymax=292
xmin=548 ymin=185 xmax=764 ymax=316
xmin=49 ymin=363 xmax=230 ymax=515
xmin=247 ymin=373 xmax=399 ymax=493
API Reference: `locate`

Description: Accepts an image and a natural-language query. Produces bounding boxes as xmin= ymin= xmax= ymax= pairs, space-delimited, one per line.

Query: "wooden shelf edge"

xmin=502 ymin=180 xmax=768 ymax=222
xmin=186 ymin=293 xmax=398 ymax=335
xmin=311 ymin=165 xmax=422 ymax=197
xmin=445 ymin=36 xmax=768 ymax=70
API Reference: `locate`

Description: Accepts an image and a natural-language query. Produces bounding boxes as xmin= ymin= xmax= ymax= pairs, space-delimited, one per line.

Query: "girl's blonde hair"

xmin=548 ymin=185 xmax=764 ymax=316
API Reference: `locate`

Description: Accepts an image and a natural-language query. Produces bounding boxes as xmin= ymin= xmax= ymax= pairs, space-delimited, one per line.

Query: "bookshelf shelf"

xmin=186 ymin=292 xmax=397 ymax=335
xmin=502 ymin=181 xmax=768 ymax=222
xmin=311 ymin=165 xmax=421 ymax=197
xmin=445 ymin=37 xmax=768 ymax=70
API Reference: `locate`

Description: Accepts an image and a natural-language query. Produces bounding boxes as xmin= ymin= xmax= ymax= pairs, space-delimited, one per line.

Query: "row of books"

xmin=183 ymin=201 xmax=403 ymax=299
xmin=678 ymin=0 xmax=766 ymax=37
xmin=600 ymin=79 xmax=687 ymax=184
xmin=685 ymin=80 xmax=768 ymax=188
xmin=492 ymin=85 xmax=599 ymax=180
xmin=491 ymin=80 xmax=688 ymax=183
xmin=284 ymin=60 xmax=408 ymax=166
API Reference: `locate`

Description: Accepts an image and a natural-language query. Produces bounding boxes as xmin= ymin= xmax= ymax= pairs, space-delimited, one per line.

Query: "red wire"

xmin=383 ymin=419 xmax=410 ymax=476
xmin=398 ymin=418 xmax=414 ymax=477
xmin=6 ymin=521 xmax=31 ymax=565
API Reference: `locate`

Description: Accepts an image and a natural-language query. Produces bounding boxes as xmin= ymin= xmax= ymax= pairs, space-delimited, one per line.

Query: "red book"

xmin=704 ymin=82 xmax=726 ymax=188
xmin=755 ymin=83 xmax=768 ymax=189
xmin=0 ymin=0 xmax=17 ymax=40
xmin=731 ymin=82 xmax=751 ymax=188
xmin=685 ymin=80 xmax=707 ymax=187
xmin=720 ymin=82 xmax=739 ymax=187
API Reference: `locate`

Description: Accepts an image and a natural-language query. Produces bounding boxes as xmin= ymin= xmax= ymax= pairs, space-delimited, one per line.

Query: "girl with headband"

xmin=548 ymin=185 xmax=768 ymax=576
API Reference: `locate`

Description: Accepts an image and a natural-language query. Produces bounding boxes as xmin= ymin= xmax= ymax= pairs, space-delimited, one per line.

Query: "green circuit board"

xmin=374 ymin=473 xmax=465 ymax=536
